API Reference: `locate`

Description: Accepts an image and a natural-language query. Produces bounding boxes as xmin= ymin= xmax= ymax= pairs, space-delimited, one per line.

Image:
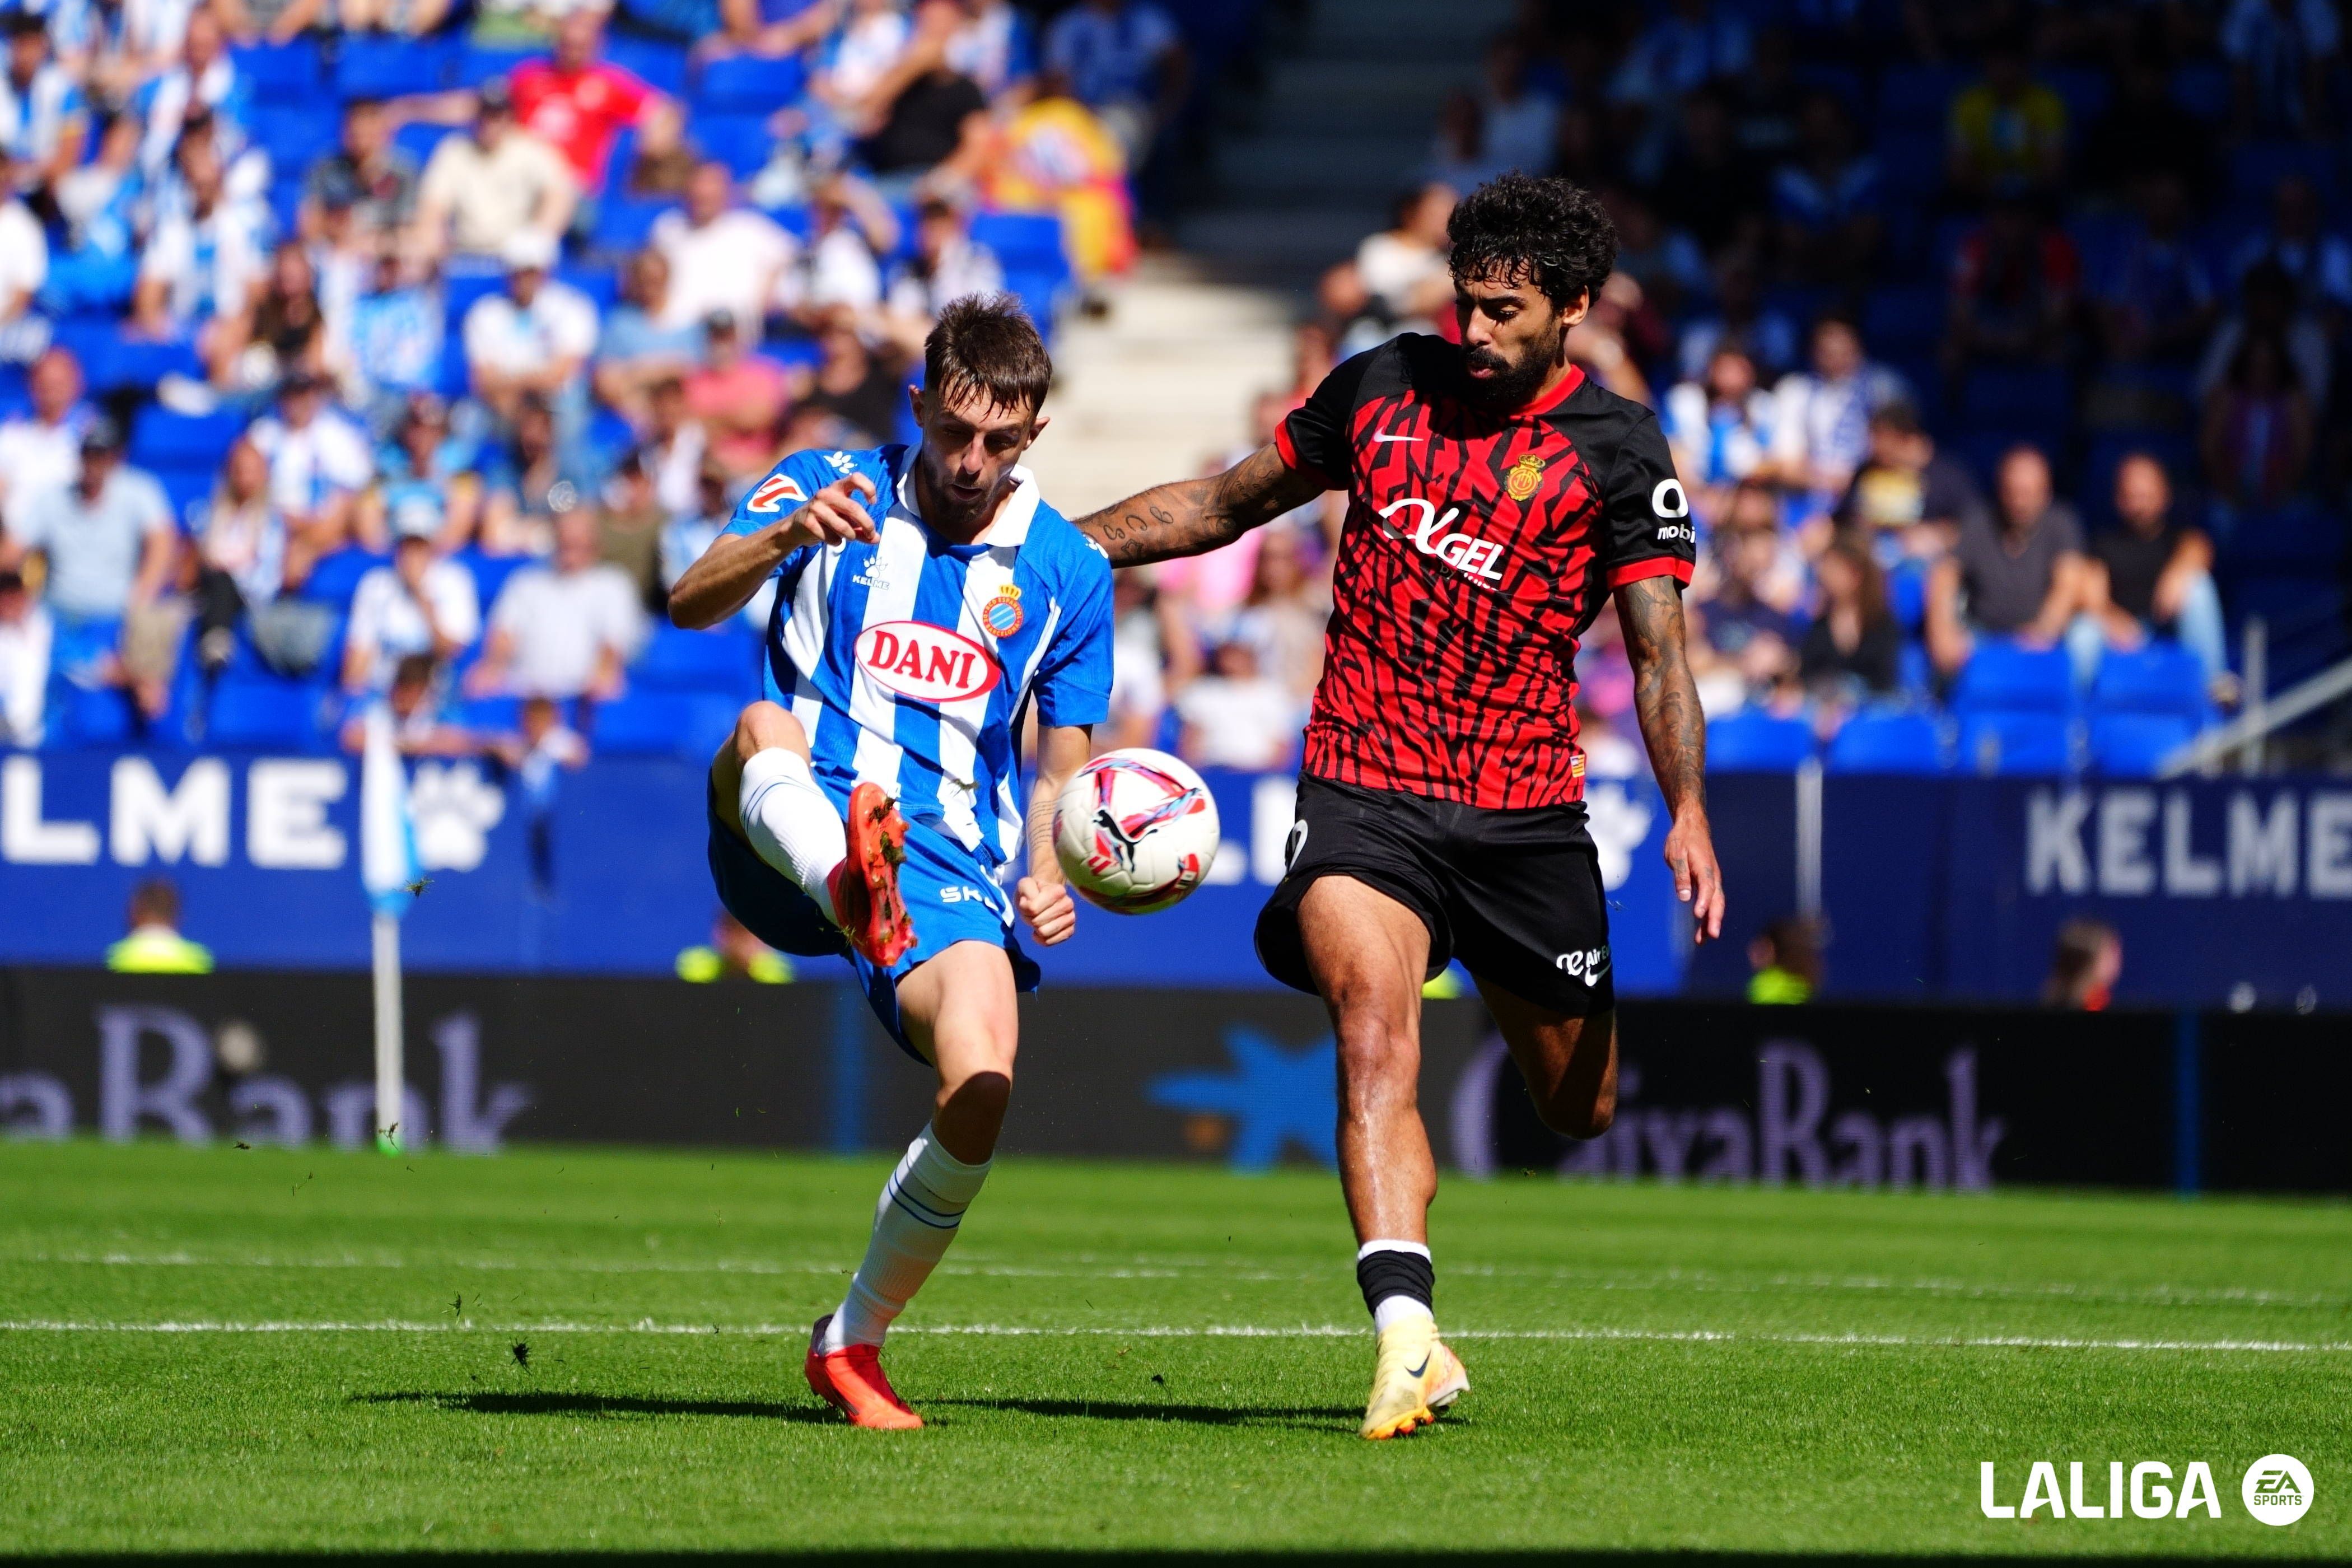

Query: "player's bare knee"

xmin=732 ymin=701 xmax=808 ymax=763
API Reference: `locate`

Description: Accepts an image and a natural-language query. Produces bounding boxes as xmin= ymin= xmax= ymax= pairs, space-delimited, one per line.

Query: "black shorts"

xmin=1254 ymin=774 xmax=1617 ymax=1017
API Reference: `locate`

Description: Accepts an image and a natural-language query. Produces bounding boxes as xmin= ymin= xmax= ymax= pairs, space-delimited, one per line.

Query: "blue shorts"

xmin=705 ymin=790 xmax=1040 ymax=1062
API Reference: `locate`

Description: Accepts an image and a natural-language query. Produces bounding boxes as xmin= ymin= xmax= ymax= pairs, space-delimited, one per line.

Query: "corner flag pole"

xmin=358 ymin=702 xmax=421 ymax=1154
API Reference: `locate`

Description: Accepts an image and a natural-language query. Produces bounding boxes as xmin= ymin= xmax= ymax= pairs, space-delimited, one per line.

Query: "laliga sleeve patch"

xmin=746 ymin=474 xmax=809 ymax=514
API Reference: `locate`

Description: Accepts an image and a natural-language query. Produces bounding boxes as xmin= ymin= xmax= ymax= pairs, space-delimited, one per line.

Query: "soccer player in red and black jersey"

xmin=1077 ymin=175 xmax=1724 ymax=1439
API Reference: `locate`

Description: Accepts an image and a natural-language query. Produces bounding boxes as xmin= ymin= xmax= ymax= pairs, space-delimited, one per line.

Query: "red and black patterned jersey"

xmin=1276 ymin=333 xmax=1695 ymax=809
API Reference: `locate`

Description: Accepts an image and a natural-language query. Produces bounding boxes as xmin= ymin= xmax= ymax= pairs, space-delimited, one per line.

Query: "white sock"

xmin=740 ymin=747 xmax=846 ymax=922
xmin=820 ymin=1125 xmax=992 ymax=1352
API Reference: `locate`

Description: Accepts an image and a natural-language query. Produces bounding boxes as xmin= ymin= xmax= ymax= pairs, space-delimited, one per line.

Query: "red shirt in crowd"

xmin=511 ymin=58 xmax=652 ymax=194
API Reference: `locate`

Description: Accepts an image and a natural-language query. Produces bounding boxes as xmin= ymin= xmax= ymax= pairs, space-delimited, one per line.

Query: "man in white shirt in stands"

xmin=412 ymin=78 xmax=578 ymax=267
xmin=340 ymin=501 xmax=482 ymax=693
xmin=467 ymin=508 xmax=645 ymax=702
xmin=651 ymin=160 xmax=794 ymax=334
xmin=0 ymin=348 xmax=89 ymax=534
xmin=464 ymin=228 xmax=598 ymax=444
xmin=246 ymin=370 xmax=375 ymax=555
xmin=0 ymin=144 xmax=49 ymax=358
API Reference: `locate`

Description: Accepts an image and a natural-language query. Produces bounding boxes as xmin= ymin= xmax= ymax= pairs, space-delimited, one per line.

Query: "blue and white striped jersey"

xmin=723 ymin=442 xmax=1114 ymax=869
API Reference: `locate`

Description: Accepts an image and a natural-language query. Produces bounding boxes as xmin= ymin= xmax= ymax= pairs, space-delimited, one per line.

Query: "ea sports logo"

xmin=854 ymin=621 xmax=1001 ymax=704
xmin=2243 ymin=1455 xmax=2313 ymax=1526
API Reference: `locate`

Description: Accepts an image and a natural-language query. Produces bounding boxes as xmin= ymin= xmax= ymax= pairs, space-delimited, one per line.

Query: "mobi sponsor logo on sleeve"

xmin=1978 ymin=1455 xmax=2312 ymax=1527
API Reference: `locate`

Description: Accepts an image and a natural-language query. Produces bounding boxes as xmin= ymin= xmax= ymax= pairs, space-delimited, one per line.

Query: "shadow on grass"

xmin=352 ymin=1391 xmax=834 ymax=1422
xmin=928 ymin=1396 xmax=1364 ymax=1429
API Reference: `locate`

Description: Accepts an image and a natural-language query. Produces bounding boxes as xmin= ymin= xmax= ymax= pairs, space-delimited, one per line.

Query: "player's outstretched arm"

xmin=1016 ymin=723 xmax=1091 ymax=946
xmin=1074 ymin=445 xmax=1328 ymax=568
xmin=668 ymin=474 xmax=880 ymax=629
xmin=1617 ymin=575 xmax=1725 ymax=943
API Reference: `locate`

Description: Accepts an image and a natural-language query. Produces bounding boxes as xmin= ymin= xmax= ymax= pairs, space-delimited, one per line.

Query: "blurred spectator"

xmin=512 ymin=7 xmax=676 ymax=199
xmin=1322 ymin=184 xmax=1454 ymax=344
xmin=1663 ymin=344 xmax=1775 ymax=524
xmin=781 ymin=173 xmax=894 ymax=321
xmin=2092 ymin=173 xmax=2211 ymax=368
xmin=1103 ymin=566 xmax=1184 ymax=752
xmin=2198 ymin=259 xmax=2331 ymax=412
xmin=1475 ymin=38 xmax=1557 ymax=173
xmin=2229 ymin=176 xmax=2352 ymax=318
xmin=810 ymin=0 xmax=918 ymax=139
xmin=1225 ymin=524 xmax=1324 ymax=703
xmin=2222 ymin=0 xmax=2339 ymax=138
xmin=247 ymin=370 xmax=374 ymax=554
xmin=1654 ymin=86 xmax=1765 ymax=261
xmin=2079 ymin=50 xmax=2214 ymax=203
xmin=854 ymin=32 xmax=991 ymax=199
xmin=2087 ymin=453 xmax=2228 ymax=689
xmin=2200 ymin=333 xmax=2314 ymax=515
xmin=676 ymin=908 xmax=793 ymax=983
xmin=0 ymin=152 xmax=52 ymax=343
xmin=133 ymin=12 xmax=250 ymax=183
xmin=413 ymin=80 xmax=578 ymax=264
xmin=1798 ymin=538 xmax=1900 ymax=702
xmin=1770 ymin=314 xmax=1907 ymax=500
xmin=594 ymin=251 xmax=703 ymax=427
xmin=342 ymin=0 xmax=456 ymax=38
xmin=1423 ymin=89 xmax=1505 ymax=196
xmin=1833 ymin=402 xmax=1982 ymax=561
xmin=1927 ymin=444 xmax=2089 ymax=678
xmin=1604 ymin=188 xmax=1707 ymax=319
xmin=659 ymin=461 xmax=755 ymax=615
xmin=1609 ymin=0 xmax=1751 ymax=116
xmin=344 ymin=243 xmax=444 ymax=427
xmin=1945 ymin=193 xmax=2080 ymax=376
xmin=983 ymin=68 xmax=1134 ymax=290
xmin=190 ymin=435 xmax=328 ymax=679
xmin=1746 ymin=915 xmax=1819 ymax=1004
xmin=464 ymin=229 xmax=598 ymax=440
xmin=367 ymin=393 xmax=481 ymax=553
xmin=0 ymin=567 xmax=49 ymax=746
xmin=885 ymin=195 xmax=1005 ymax=326
xmin=215 ymin=0 xmax=330 ymax=46
xmin=340 ymin=651 xmax=477 ymax=755
xmin=210 ymin=240 xmax=329 ymax=395
xmin=132 ymin=129 xmax=265 ymax=343
xmin=54 ymin=109 xmax=142 ymax=262
xmin=1772 ymin=92 xmax=1880 ymax=286
xmin=1726 ymin=21 xmax=1799 ymax=164
xmin=494 ymin=690 xmax=589 ymax=793
xmin=944 ymin=0 xmax=1036 ymax=101
xmin=106 ymin=878 xmax=212 ymax=974
xmin=596 ymin=449 xmax=666 ymax=605
xmin=0 ymin=348 xmax=90 ymax=533
xmin=2043 ymin=917 xmax=2121 ymax=1010
xmin=1176 ymin=640 xmax=1298 ymax=771
xmin=342 ymin=508 xmax=482 ymax=693
xmin=0 ymin=418 xmax=181 ymax=717
xmin=798 ymin=310 xmax=909 ymax=446
xmin=301 ymin=99 xmax=417 ymax=245
xmin=469 ymin=508 xmax=647 ymax=700
xmin=1041 ymin=0 xmax=1186 ymax=169
xmin=1687 ymin=480 xmax=1800 ymax=712
xmin=1945 ymin=31 xmax=2065 ymax=202
xmin=652 ymin=163 xmax=793 ymax=332
xmin=684 ymin=310 xmax=790 ymax=478
xmin=2 ymin=11 xmax=89 ymax=203
xmin=712 ymin=0 xmax=840 ymax=59
xmin=479 ymin=394 xmax=600 ymax=556
xmin=1675 ymin=256 xmax=1799 ymax=382
xmin=636 ymin=375 xmax=707 ymax=515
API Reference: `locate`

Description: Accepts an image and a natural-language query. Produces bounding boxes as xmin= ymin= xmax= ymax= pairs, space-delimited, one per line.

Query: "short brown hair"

xmin=923 ymin=293 xmax=1052 ymax=419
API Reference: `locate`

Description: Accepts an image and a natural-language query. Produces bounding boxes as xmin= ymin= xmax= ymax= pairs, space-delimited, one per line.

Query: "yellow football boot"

xmin=1360 ymin=1313 xmax=1469 ymax=1440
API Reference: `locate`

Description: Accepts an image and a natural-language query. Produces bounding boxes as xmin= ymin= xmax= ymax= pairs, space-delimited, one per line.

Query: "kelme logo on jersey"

xmin=1505 ymin=454 xmax=1547 ymax=501
xmin=982 ymin=585 xmax=1024 ymax=636
xmin=745 ymin=474 xmax=808 ymax=513
xmin=854 ymin=621 xmax=1002 ymax=703
xmin=1376 ymin=497 xmax=1508 ymax=586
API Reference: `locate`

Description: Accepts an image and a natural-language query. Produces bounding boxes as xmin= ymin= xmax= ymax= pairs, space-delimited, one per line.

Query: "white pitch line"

xmin=1 ymin=1320 xmax=2348 ymax=1354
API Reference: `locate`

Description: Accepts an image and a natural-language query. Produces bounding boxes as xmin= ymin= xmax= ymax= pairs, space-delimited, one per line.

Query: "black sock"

xmin=1356 ymin=1245 xmax=1435 ymax=1320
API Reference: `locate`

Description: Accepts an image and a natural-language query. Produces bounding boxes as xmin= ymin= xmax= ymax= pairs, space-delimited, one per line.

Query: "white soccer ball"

xmin=1052 ymin=748 xmax=1221 ymax=914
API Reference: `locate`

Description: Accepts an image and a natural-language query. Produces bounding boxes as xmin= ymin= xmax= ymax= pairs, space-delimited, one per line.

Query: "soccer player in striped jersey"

xmin=670 ymin=296 xmax=1113 ymax=1429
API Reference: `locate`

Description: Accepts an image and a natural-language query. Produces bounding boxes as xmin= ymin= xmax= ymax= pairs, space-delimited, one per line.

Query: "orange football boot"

xmin=804 ymin=1314 xmax=923 ymax=1429
xmin=826 ymin=782 xmax=916 ymax=967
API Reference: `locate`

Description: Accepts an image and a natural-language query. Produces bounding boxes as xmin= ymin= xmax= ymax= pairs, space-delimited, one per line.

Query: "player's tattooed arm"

xmin=1617 ymin=574 xmax=1725 ymax=942
xmin=1075 ymin=444 xmax=1329 ymax=567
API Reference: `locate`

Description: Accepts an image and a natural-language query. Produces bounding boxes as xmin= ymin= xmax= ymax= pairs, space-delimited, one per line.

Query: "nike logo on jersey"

xmin=1371 ymin=432 xmax=1422 ymax=444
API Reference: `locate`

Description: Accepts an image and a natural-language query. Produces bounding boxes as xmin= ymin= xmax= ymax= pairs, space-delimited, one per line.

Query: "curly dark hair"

xmin=1446 ymin=174 xmax=1618 ymax=310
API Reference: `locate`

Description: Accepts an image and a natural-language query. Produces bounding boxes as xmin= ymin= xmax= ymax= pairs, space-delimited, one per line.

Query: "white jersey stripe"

xmin=848 ymin=511 xmax=927 ymax=792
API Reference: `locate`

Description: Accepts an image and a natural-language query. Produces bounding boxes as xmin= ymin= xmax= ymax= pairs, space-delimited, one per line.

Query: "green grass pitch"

xmin=2 ymin=1140 xmax=2348 ymax=1560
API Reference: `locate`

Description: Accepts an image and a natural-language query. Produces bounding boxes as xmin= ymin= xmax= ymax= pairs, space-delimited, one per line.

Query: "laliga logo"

xmin=1980 ymin=1455 xmax=2312 ymax=1525
xmin=1377 ymin=497 xmax=1507 ymax=586
xmin=854 ymin=621 xmax=1001 ymax=704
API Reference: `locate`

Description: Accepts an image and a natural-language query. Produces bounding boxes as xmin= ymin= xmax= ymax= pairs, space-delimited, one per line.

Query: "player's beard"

xmin=1459 ymin=329 xmax=1565 ymax=412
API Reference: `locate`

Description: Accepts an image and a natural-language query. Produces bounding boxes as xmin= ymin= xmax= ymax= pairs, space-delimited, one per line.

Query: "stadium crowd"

xmin=0 ymin=0 xmax=1229 ymax=758
xmin=1240 ymin=0 xmax=2351 ymax=776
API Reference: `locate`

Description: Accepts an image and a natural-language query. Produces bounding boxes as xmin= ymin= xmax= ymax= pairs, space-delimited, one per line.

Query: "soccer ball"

xmin=1052 ymin=749 xmax=1221 ymax=914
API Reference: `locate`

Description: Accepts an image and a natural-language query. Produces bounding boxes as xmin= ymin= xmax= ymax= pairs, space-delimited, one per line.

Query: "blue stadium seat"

xmin=590 ymin=690 xmax=739 ymax=757
xmin=456 ymin=551 xmax=531 ymax=612
xmin=451 ymin=694 xmax=521 ymax=733
xmin=2227 ymin=141 xmax=2341 ymax=211
xmin=2090 ymin=643 xmax=2208 ymax=720
xmin=970 ymin=212 xmax=1067 ymax=270
xmin=635 ymin=624 xmax=757 ymax=692
xmin=132 ymin=409 xmax=245 ymax=467
xmin=2218 ymin=503 xmax=2346 ymax=573
xmin=456 ymin=44 xmax=539 ymax=87
xmin=1706 ymin=710 xmax=1816 ymax=771
xmin=207 ymin=678 xmax=329 ymax=750
xmin=1887 ymin=559 xmax=1928 ymax=633
xmin=152 ymin=463 xmax=212 ymax=526
xmin=232 ymin=39 xmax=321 ymax=91
xmin=337 ymin=36 xmax=452 ymax=97
xmin=1875 ymin=63 xmax=1970 ymax=130
xmin=2088 ymin=713 xmax=2196 ymax=777
xmin=444 ymin=267 xmax=506 ymax=326
xmin=605 ymin=34 xmax=687 ymax=96
xmin=692 ymin=111 xmax=775 ymax=177
xmin=694 ymin=54 xmax=807 ymax=114
xmin=54 ymin=683 xmax=134 ymax=746
xmin=555 ymin=261 xmax=619 ymax=312
xmin=594 ymin=194 xmax=680 ymax=251
xmin=1861 ymin=281 xmax=1943 ymax=360
xmin=304 ymin=549 xmax=389 ymax=607
xmin=1959 ymin=365 xmax=2073 ymax=436
xmin=1824 ymin=709 xmax=1948 ymax=774
xmin=1897 ymin=641 xmax=1934 ymax=702
xmin=394 ymin=122 xmax=456 ymax=165
xmin=1952 ymin=639 xmax=2073 ymax=713
xmin=1959 ymin=712 xmax=2075 ymax=776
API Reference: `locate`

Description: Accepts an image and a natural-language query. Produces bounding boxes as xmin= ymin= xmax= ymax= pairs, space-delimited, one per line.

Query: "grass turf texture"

xmin=0 ymin=1141 xmax=2347 ymax=1560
